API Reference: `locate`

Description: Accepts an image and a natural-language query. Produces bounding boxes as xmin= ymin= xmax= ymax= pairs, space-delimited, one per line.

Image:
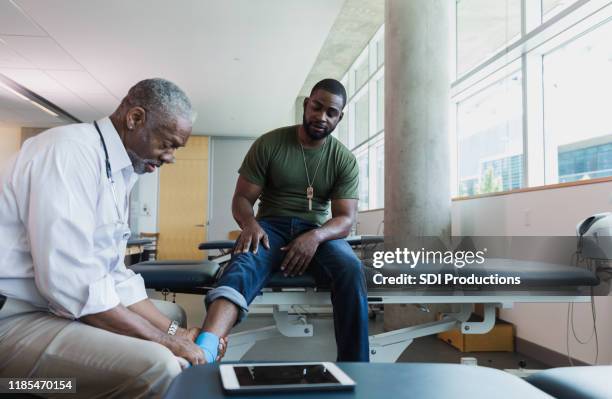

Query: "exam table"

xmin=525 ymin=365 xmax=612 ymax=399
xmin=162 ymin=363 xmax=551 ymax=398
xmin=129 ymin=236 xmax=598 ymax=362
xmin=162 ymin=363 xmax=612 ymax=399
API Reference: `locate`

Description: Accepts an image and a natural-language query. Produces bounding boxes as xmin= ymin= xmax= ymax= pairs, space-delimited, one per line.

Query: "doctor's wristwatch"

xmin=167 ymin=320 xmax=180 ymax=336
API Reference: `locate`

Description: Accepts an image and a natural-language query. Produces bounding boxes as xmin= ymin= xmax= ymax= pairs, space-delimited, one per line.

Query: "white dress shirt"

xmin=0 ymin=117 xmax=147 ymax=319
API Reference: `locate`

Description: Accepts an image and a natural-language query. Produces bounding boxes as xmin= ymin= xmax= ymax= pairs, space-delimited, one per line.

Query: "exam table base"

xmin=221 ymin=290 xmax=588 ymax=362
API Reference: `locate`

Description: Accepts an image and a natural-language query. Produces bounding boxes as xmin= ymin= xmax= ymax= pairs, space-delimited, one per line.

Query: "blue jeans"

xmin=206 ymin=217 xmax=370 ymax=362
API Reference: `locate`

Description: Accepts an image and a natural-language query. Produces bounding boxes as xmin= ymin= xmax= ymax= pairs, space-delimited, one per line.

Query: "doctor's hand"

xmin=178 ymin=327 xmax=202 ymax=342
xmin=281 ymin=230 xmax=321 ymax=277
xmin=162 ymin=334 xmax=205 ymax=366
xmin=216 ymin=337 xmax=228 ymax=362
xmin=234 ymin=220 xmax=270 ymax=255
xmin=179 ymin=328 xmax=228 ymax=362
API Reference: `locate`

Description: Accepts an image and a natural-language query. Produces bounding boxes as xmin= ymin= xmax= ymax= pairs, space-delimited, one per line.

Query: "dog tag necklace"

xmin=300 ymin=137 xmax=327 ymax=211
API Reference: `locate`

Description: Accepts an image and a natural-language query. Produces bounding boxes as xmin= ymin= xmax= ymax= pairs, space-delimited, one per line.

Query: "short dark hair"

xmin=310 ymin=79 xmax=347 ymax=108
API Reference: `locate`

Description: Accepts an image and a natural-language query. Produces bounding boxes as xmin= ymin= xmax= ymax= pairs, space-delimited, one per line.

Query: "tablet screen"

xmin=234 ymin=364 xmax=340 ymax=386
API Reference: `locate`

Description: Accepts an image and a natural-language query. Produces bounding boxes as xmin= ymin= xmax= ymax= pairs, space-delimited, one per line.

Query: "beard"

xmin=303 ymin=115 xmax=335 ymax=141
xmin=127 ymin=150 xmax=160 ymax=174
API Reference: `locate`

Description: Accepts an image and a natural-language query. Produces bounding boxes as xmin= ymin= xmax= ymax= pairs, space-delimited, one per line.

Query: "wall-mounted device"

xmin=576 ymin=212 xmax=612 ymax=260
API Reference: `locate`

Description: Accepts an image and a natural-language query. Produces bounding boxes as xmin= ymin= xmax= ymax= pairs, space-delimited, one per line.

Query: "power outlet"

xmin=524 ymin=209 xmax=531 ymax=227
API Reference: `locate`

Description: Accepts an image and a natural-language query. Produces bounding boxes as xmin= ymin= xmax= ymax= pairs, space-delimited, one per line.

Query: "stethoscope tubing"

xmin=93 ymin=121 xmax=125 ymax=225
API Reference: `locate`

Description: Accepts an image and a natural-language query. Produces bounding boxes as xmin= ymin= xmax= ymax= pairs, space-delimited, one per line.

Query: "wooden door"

xmin=158 ymin=136 xmax=209 ymax=260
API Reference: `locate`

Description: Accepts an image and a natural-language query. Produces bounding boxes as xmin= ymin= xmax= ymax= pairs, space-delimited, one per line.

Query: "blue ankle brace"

xmin=195 ymin=332 xmax=219 ymax=363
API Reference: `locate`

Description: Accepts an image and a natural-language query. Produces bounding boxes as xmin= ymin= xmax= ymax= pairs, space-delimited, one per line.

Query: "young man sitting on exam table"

xmin=194 ymin=79 xmax=370 ymax=364
xmin=0 ymin=78 xmax=226 ymax=398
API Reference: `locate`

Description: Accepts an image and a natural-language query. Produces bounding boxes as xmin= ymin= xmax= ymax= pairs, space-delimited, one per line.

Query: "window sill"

xmin=452 ymin=176 xmax=612 ymax=201
xmin=358 ymin=207 xmax=384 ymax=214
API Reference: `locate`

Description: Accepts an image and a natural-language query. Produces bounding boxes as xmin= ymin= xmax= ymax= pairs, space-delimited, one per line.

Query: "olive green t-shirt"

xmin=238 ymin=125 xmax=359 ymax=226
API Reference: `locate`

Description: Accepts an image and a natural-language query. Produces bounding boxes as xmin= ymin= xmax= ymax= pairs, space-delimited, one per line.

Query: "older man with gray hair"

xmin=0 ymin=78 xmax=219 ymax=398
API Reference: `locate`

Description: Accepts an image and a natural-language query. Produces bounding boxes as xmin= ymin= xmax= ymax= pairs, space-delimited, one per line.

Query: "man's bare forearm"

xmin=80 ymin=305 xmax=204 ymax=364
xmin=128 ymin=298 xmax=173 ymax=333
xmin=81 ymin=302 xmax=206 ymax=365
xmin=310 ymin=215 xmax=353 ymax=244
xmin=232 ymin=194 xmax=257 ymax=228
xmin=81 ymin=304 xmax=167 ymax=344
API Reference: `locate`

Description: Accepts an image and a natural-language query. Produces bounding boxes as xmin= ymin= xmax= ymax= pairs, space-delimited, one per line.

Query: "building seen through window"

xmin=543 ymin=19 xmax=612 ymax=184
xmin=457 ymin=71 xmax=523 ymax=196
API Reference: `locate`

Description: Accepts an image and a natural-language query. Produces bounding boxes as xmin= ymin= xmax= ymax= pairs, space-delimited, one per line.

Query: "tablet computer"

xmin=219 ymin=362 xmax=356 ymax=394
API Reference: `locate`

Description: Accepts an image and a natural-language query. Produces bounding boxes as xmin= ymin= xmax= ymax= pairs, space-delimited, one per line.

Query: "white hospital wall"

xmin=0 ymin=127 xmax=22 ymax=170
xmin=208 ymin=137 xmax=255 ymax=241
xmin=357 ymin=181 xmax=612 ymax=365
xmin=132 ymin=169 xmax=160 ymax=234
xmin=453 ymin=181 xmax=612 ymax=365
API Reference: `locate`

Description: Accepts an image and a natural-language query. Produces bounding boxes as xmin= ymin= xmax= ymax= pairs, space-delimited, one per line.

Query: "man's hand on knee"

xmin=281 ymin=230 xmax=321 ymax=277
xmin=234 ymin=220 xmax=270 ymax=255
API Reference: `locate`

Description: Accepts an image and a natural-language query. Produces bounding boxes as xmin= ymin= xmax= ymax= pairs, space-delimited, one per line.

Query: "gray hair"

xmin=123 ymin=78 xmax=196 ymax=124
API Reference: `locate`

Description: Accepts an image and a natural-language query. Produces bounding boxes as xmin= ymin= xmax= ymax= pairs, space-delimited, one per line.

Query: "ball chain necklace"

xmin=299 ymin=133 xmax=328 ymax=211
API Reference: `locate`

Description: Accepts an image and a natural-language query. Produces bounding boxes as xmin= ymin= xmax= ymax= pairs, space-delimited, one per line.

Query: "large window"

xmin=370 ymin=135 xmax=385 ymax=209
xmin=354 ymin=56 xmax=369 ymax=92
xmin=356 ymin=148 xmax=369 ymax=210
xmin=543 ymin=0 xmax=580 ymax=21
xmin=456 ymin=0 xmax=522 ymax=75
xmin=375 ymin=76 xmax=384 ymax=133
xmin=353 ymin=89 xmax=369 ymax=146
xmin=453 ymin=0 xmax=612 ymax=197
xmin=543 ymin=19 xmax=612 ymax=183
xmin=457 ymin=71 xmax=523 ymax=196
xmin=336 ymin=110 xmax=349 ymax=146
xmin=335 ymin=25 xmax=385 ymax=211
xmin=340 ymin=1 xmax=611 ymax=203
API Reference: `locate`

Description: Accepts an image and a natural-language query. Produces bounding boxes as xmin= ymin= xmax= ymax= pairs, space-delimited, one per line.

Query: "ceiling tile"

xmin=0 ymin=0 xmax=46 ymax=36
xmin=78 ymin=92 xmax=119 ymax=115
xmin=0 ymin=40 xmax=33 ymax=68
xmin=0 ymin=35 xmax=81 ymax=70
xmin=0 ymin=68 xmax=66 ymax=92
xmin=45 ymin=70 xmax=109 ymax=94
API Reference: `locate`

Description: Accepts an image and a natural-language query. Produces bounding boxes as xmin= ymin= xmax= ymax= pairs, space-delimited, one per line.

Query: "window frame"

xmin=452 ymin=0 xmax=612 ymax=199
xmin=340 ymin=24 xmax=386 ymax=211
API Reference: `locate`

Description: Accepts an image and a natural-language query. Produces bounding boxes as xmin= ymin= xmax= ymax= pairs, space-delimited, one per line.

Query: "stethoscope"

xmin=93 ymin=121 xmax=126 ymax=227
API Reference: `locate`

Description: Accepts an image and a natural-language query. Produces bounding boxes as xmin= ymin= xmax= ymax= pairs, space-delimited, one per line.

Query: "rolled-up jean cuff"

xmin=205 ymin=286 xmax=249 ymax=323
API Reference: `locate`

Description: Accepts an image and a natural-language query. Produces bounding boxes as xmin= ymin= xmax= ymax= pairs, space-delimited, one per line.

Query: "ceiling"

xmin=0 ymin=0 xmax=344 ymax=135
xmin=0 ymin=82 xmax=61 ymax=126
xmin=299 ymin=0 xmax=383 ymax=98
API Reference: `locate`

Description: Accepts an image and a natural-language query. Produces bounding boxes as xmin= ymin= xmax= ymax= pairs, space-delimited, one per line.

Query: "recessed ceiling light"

xmin=0 ymin=80 xmax=59 ymax=117
xmin=0 ymin=81 xmax=30 ymax=102
xmin=29 ymin=100 xmax=59 ymax=117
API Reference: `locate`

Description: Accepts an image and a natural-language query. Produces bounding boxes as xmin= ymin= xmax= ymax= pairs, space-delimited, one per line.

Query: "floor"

xmin=231 ymin=313 xmax=548 ymax=371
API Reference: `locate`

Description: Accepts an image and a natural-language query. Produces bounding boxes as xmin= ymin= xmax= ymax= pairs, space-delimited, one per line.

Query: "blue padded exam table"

xmin=525 ymin=365 xmax=612 ymax=399
xmin=130 ymin=235 xmax=599 ymax=363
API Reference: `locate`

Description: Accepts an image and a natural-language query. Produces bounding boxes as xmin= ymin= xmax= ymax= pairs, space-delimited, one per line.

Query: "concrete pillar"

xmin=383 ymin=0 xmax=452 ymax=330
xmin=384 ymin=0 xmax=451 ymax=249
